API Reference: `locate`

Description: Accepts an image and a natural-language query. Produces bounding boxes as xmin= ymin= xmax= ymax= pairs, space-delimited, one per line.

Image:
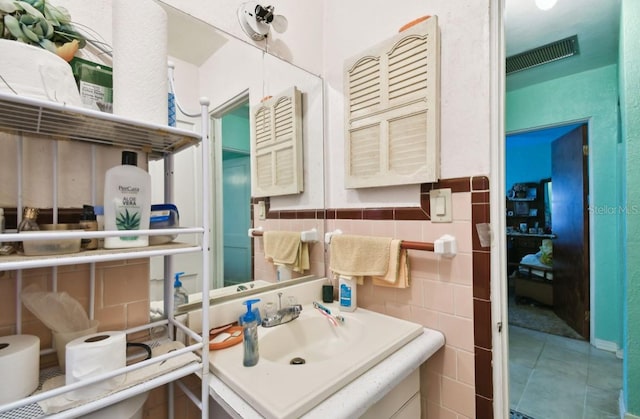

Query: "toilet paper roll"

xmin=112 ymin=0 xmax=168 ymax=125
xmin=0 ymin=334 xmax=40 ymax=404
xmin=65 ymin=331 xmax=126 ymax=401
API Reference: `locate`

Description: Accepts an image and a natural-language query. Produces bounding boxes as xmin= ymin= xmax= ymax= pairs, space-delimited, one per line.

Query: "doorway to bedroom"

xmin=506 ymin=122 xmax=590 ymax=341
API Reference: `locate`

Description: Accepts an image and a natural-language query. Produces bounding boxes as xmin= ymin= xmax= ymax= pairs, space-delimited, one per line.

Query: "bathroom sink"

xmin=260 ymin=315 xmax=365 ymax=364
xmin=208 ymin=303 xmax=424 ymax=419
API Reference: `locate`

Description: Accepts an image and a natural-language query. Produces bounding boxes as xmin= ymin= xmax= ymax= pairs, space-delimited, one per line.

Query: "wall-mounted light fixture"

xmin=237 ymin=2 xmax=288 ymax=41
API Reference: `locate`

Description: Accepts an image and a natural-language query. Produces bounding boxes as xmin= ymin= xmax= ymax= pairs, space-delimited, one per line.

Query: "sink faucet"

xmin=261 ymin=293 xmax=303 ymax=328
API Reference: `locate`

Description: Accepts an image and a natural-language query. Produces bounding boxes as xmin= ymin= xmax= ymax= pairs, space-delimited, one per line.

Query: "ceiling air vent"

xmin=506 ymin=35 xmax=579 ymax=75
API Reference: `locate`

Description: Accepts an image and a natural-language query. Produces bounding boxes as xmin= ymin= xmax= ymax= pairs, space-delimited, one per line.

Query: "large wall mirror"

xmin=148 ymin=4 xmax=325 ymax=313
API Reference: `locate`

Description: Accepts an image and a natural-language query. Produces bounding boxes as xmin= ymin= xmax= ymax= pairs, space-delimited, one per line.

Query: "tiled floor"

xmin=509 ymin=325 xmax=622 ymax=419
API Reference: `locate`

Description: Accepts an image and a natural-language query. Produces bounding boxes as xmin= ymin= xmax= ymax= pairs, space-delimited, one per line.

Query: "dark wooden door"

xmin=551 ymin=124 xmax=590 ymax=339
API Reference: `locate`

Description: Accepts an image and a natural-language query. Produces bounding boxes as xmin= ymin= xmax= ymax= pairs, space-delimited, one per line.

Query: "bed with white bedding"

xmin=515 ymin=249 xmax=554 ymax=306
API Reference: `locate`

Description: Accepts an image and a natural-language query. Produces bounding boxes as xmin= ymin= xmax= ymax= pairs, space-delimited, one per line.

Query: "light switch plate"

xmin=257 ymin=201 xmax=266 ymax=220
xmin=430 ymin=188 xmax=452 ymax=222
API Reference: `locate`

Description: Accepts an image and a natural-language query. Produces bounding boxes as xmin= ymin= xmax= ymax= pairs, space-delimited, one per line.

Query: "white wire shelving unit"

xmin=0 ymin=91 xmax=211 ymax=419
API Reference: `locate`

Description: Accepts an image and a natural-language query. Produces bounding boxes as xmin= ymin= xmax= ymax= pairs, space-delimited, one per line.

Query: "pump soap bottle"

xmin=173 ymin=271 xmax=188 ymax=309
xmin=104 ymin=151 xmax=151 ymax=249
xmin=239 ymin=299 xmax=261 ymax=367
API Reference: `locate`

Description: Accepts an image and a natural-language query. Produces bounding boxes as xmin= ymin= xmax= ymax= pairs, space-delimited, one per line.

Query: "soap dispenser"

xmin=173 ymin=272 xmax=188 ymax=309
xmin=239 ymin=299 xmax=261 ymax=367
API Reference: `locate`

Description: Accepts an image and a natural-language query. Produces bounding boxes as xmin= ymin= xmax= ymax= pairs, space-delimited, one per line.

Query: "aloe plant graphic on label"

xmin=104 ymin=151 xmax=151 ymax=249
xmin=116 ymin=208 xmax=141 ymax=240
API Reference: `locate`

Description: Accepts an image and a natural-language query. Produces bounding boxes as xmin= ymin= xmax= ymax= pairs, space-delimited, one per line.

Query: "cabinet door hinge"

xmin=497 ymin=322 xmax=503 ymax=332
xmin=583 ymin=145 xmax=589 ymax=156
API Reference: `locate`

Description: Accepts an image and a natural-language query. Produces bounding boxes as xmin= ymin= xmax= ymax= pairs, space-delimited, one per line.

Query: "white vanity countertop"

xmin=208 ymin=327 xmax=445 ymax=419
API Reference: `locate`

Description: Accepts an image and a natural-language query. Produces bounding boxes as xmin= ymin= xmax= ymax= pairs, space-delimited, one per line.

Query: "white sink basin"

xmin=209 ymin=303 xmax=425 ymax=419
xmin=260 ymin=314 xmax=365 ymax=364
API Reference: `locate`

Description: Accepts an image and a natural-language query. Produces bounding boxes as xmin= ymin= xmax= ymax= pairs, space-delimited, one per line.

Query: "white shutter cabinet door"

xmin=251 ymin=87 xmax=304 ymax=197
xmin=344 ymin=16 xmax=440 ymax=189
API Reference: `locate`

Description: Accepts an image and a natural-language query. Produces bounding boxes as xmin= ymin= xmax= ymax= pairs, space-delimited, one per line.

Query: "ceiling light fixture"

xmin=237 ymin=2 xmax=288 ymax=41
xmin=535 ymin=0 xmax=558 ymax=11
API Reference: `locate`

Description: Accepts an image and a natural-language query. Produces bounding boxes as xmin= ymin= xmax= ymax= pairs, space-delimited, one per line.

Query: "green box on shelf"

xmin=70 ymin=57 xmax=113 ymax=113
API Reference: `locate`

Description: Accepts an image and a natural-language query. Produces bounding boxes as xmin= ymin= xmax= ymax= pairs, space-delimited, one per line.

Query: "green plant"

xmin=0 ymin=0 xmax=85 ymax=61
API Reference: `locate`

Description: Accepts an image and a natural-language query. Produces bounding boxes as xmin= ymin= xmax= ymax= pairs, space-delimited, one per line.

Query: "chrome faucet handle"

xmin=277 ymin=292 xmax=283 ymax=310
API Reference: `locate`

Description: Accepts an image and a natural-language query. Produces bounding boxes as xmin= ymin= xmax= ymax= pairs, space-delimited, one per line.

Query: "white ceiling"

xmin=505 ymin=0 xmax=621 ymax=91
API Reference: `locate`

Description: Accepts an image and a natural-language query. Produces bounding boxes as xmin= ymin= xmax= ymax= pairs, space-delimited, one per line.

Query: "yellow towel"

xmin=263 ymin=231 xmax=310 ymax=273
xmin=329 ymin=234 xmax=391 ymax=276
xmin=372 ymin=239 xmax=411 ymax=288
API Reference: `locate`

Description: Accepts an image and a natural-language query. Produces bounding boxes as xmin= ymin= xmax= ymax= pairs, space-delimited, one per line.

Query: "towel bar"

xmin=247 ymin=226 xmax=264 ymax=237
xmin=248 ymin=227 xmax=319 ymax=243
xmin=324 ymin=230 xmax=457 ymax=258
xmin=401 ymin=241 xmax=435 ymax=251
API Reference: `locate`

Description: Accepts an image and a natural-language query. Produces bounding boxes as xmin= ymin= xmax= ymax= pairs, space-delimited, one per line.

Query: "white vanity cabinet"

xmin=208 ymin=370 xmax=421 ymax=419
xmin=0 ymin=92 xmax=212 ymax=418
xmin=360 ymin=370 xmax=420 ymax=419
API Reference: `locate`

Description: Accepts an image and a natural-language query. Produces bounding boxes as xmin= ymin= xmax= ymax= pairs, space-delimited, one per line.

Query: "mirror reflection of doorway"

xmin=220 ymin=103 xmax=252 ymax=287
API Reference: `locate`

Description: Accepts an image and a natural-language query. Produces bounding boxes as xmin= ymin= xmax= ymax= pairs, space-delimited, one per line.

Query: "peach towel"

xmin=329 ymin=234 xmax=391 ymax=276
xmin=372 ymin=239 xmax=411 ymax=288
xmin=263 ymin=231 xmax=309 ymax=273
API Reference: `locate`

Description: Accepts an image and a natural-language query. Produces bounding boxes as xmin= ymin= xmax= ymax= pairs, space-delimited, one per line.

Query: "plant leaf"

xmin=38 ymin=18 xmax=52 ymax=38
xmin=15 ymin=1 xmax=45 ymax=19
xmin=18 ymin=13 xmax=36 ymax=25
xmin=44 ymin=3 xmax=70 ymax=24
xmin=4 ymin=14 xmax=24 ymax=39
xmin=20 ymin=22 xmax=40 ymax=42
xmin=39 ymin=37 xmax=56 ymax=52
xmin=42 ymin=3 xmax=59 ymax=26
xmin=0 ymin=0 xmax=17 ymax=14
xmin=22 ymin=0 xmax=44 ymax=14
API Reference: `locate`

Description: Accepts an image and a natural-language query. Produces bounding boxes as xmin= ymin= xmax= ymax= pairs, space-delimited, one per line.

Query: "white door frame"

xmin=490 ymin=0 xmax=509 ymax=417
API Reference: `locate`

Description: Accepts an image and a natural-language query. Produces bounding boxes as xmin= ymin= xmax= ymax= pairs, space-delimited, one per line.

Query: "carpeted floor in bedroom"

xmin=507 ymin=274 xmax=583 ymax=340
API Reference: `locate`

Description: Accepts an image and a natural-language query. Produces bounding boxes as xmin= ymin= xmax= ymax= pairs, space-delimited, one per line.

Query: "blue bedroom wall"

xmin=505 ymin=142 xmax=551 ymax=189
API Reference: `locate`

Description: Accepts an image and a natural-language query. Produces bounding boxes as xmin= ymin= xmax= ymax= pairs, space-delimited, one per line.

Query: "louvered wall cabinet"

xmin=251 ymin=86 xmax=304 ymax=198
xmin=344 ymin=16 xmax=440 ymax=188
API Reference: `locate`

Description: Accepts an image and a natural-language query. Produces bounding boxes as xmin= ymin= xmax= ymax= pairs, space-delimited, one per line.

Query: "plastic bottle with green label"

xmin=104 ymin=151 xmax=151 ymax=249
